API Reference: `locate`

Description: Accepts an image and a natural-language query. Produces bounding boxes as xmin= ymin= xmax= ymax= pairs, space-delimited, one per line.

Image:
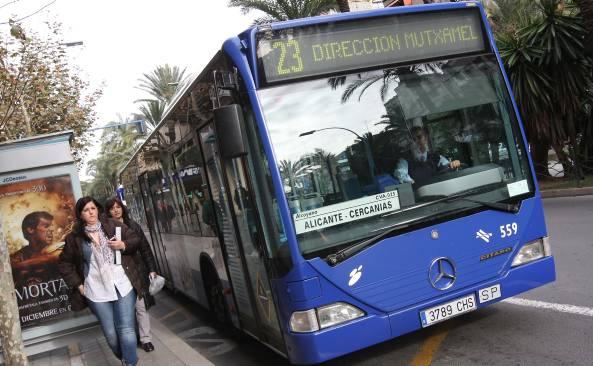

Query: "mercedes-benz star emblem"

xmin=429 ymin=257 xmax=456 ymax=290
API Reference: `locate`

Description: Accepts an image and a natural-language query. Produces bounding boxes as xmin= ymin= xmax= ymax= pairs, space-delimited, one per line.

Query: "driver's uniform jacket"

xmin=407 ymin=151 xmax=442 ymax=185
xmin=58 ymin=217 xmax=142 ymax=311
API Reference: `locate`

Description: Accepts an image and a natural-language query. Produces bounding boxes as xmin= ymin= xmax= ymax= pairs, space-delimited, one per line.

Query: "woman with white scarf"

xmin=59 ymin=196 xmax=143 ymax=366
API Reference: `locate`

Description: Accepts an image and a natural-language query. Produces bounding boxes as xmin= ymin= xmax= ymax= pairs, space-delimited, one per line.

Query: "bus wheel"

xmin=206 ymin=278 xmax=230 ymax=325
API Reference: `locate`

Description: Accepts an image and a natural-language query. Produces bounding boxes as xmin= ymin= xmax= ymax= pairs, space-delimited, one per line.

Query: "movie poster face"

xmin=0 ymin=175 xmax=76 ymax=327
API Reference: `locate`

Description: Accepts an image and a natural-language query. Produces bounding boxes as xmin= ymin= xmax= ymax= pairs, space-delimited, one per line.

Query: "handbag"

xmin=149 ymin=274 xmax=165 ymax=295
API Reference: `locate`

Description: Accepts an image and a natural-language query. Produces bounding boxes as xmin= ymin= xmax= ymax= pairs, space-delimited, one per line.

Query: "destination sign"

xmin=257 ymin=8 xmax=487 ymax=84
xmin=293 ymin=191 xmax=400 ymax=234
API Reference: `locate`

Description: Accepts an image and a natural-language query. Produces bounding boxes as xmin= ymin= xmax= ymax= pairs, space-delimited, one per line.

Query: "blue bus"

xmin=119 ymin=2 xmax=555 ymax=364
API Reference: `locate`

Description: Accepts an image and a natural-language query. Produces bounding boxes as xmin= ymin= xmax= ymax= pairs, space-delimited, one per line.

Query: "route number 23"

xmin=273 ymin=40 xmax=304 ymax=76
xmin=500 ymin=222 xmax=518 ymax=238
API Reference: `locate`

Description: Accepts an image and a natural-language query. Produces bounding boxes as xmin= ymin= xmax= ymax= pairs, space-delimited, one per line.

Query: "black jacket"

xmin=407 ymin=151 xmax=444 ymax=185
xmin=58 ymin=217 xmax=142 ymax=311
xmin=128 ymin=219 xmax=158 ymax=309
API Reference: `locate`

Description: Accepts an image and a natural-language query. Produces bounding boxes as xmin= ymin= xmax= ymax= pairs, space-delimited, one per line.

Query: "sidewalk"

xmin=28 ymin=313 xmax=213 ymax=366
xmin=540 ymin=186 xmax=593 ymax=198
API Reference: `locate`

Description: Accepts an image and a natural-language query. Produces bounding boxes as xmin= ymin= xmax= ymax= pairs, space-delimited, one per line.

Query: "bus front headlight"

xmin=289 ymin=302 xmax=365 ymax=333
xmin=511 ymin=237 xmax=551 ymax=267
xmin=317 ymin=302 xmax=365 ymax=329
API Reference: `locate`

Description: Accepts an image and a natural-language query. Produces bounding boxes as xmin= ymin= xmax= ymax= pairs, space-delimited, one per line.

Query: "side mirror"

xmin=214 ymin=104 xmax=248 ymax=158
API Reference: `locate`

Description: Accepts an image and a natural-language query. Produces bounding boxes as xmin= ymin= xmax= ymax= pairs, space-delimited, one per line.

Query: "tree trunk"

xmin=336 ymin=0 xmax=350 ymax=12
xmin=0 ymin=217 xmax=29 ymax=365
xmin=18 ymin=97 xmax=32 ymax=137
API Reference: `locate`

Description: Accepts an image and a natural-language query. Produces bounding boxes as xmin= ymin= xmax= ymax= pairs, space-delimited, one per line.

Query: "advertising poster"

xmin=0 ymin=175 xmax=76 ymax=326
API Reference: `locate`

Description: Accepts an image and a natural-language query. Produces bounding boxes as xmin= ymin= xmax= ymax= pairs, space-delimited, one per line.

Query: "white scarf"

xmin=84 ymin=222 xmax=114 ymax=285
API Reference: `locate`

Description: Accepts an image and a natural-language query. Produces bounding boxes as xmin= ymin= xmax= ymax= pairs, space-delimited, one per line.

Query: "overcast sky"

xmin=6 ymin=0 xmax=260 ymax=122
xmin=2 ymin=0 xmax=260 ymax=178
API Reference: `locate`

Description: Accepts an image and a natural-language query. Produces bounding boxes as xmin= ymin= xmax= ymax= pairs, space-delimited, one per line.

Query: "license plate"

xmin=420 ymin=294 xmax=477 ymax=327
xmin=478 ymin=284 xmax=501 ymax=303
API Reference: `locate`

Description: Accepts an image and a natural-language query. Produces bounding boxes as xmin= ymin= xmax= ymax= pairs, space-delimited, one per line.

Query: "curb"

xmin=541 ymin=187 xmax=593 ymax=198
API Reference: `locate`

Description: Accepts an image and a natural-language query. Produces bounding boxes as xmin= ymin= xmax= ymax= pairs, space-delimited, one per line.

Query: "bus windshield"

xmin=258 ymin=54 xmax=533 ymax=257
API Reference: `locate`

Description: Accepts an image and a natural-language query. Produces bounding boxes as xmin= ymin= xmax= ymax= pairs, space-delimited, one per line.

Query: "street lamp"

xmin=299 ymin=127 xmax=376 ymax=182
xmin=61 ymin=41 xmax=83 ymax=47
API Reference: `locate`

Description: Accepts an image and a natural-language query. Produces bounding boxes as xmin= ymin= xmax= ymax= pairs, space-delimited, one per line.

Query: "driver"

xmin=393 ymin=126 xmax=461 ymax=185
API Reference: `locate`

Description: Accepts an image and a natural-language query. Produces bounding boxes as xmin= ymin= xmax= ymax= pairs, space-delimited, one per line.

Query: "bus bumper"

xmin=285 ymin=312 xmax=392 ymax=365
xmin=389 ymin=255 xmax=555 ymax=338
xmin=284 ymin=256 xmax=555 ymax=365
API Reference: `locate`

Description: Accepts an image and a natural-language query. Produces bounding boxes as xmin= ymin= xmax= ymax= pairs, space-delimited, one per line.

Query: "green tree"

xmin=137 ymin=64 xmax=187 ymax=102
xmin=314 ymin=148 xmax=338 ymax=194
xmin=135 ymin=64 xmax=187 ymax=127
xmin=84 ymin=116 xmax=143 ymax=202
xmin=496 ymin=0 xmax=593 ymax=179
xmin=228 ymin=0 xmax=337 ymax=23
xmin=0 ymin=21 xmax=101 ymax=163
xmin=137 ymin=99 xmax=166 ymax=128
xmin=574 ymin=0 xmax=593 ymax=174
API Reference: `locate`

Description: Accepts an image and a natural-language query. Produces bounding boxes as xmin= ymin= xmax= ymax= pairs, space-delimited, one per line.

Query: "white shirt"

xmin=84 ymin=245 xmax=133 ymax=302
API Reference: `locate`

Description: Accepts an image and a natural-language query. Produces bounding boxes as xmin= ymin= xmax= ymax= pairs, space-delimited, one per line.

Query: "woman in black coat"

xmin=105 ymin=197 xmax=158 ymax=353
xmin=58 ymin=196 xmax=142 ymax=366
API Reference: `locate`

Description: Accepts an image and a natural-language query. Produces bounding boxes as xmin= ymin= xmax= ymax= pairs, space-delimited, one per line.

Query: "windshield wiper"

xmin=325 ymin=186 xmax=520 ymax=266
xmin=426 ymin=192 xmax=521 ymax=214
xmin=326 ymin=215 xmax=430 ymax=266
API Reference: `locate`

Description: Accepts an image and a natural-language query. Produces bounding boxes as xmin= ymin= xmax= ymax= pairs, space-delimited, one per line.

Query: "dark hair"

xmin=22 ymin=211 xmax=53 ymax=240
xmin=104 ymin=197 xmax=130 ymax=226
xmin=73 ymin=196 xmax=103 ymax=236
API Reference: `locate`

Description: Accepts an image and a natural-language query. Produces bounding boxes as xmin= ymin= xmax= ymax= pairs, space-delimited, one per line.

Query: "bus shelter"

xmin=0 ymin=131 xmax=97 ymax=360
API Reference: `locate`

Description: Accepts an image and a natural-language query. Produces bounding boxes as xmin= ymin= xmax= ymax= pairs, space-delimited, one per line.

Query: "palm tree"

xmin=138 ymin=100 xmax=166 ymax=128
xmin=496 ymin=0 xmax=592 ymax=179
xmin=228 ymin=0 xmax=337 ymax=23
xmin=279 ymin=158 xmax=309 ymax=197
xmin=135 ymin=64 xmax=187 ymax=128
xmin=493 ymin=0 xmax=537 ymax=33
xmin=136 ymin=64 xmax=187 ymax=102
xmin=314 ymin=148 xmax=338 ymax=193
xmin=84 ymin=118 xmax=144 ymax=201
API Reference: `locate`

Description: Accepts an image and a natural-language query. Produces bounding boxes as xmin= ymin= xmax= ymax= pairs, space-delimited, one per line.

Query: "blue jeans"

xmin=87 ymin=289 xmax=138 ymax=366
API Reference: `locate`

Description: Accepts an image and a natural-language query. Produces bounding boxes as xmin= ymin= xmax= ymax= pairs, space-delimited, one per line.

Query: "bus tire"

xmin=203 ymin=269 xmax=230 ymax=325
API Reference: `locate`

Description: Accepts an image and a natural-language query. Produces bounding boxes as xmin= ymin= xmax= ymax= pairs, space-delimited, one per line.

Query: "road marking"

xmin=410 ymin=326 xmax=449 ymax=366
xmin=157 ymin=307 xmax=183 ymax=321
xmin=406 ymin=298 xmax=592 ymax=366
xmin=503 ymin=298 xmax=593 ymax=317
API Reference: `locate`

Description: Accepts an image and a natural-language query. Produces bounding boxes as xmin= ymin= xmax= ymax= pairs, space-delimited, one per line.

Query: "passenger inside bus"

xmin=393 ymin=126 xmax=461 ymax=186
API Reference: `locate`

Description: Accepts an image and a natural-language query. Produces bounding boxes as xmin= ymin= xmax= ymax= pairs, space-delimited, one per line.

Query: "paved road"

xmin=155 ymin=196 xmax=593 ymax=365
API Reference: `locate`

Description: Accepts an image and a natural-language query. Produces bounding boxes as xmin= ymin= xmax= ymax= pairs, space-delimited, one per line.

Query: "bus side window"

xmin=238 ymin=85 xmax=293 ymax=277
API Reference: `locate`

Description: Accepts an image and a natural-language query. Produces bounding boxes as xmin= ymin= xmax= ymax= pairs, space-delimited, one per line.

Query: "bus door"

xmin=221 ymin=145 xmax=285 ymax=351
xmin=198 ymin=123 xmax=281 ymax=347
xmin=138 ymin=172 xmax=173 ymax=283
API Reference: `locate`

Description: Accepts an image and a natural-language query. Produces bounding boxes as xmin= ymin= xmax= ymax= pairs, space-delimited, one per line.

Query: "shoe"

xmin=142 ymin=342 xmax=155 ymax=352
